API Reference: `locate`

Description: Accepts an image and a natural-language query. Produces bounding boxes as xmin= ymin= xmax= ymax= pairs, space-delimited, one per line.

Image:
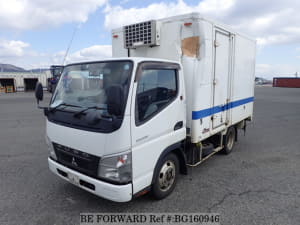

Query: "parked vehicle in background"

xmin=255 ymin=77 xmax=272 ymax=85
xmin=35 ymin=13 xmax=256 ymax=202
xmin=47 ymin=65 xmax=64 ymax=93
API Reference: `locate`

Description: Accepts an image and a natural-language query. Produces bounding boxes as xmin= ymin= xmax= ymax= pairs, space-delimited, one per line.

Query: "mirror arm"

xmin=37 ymin=105 xmax=46 ymax=109
xmin=36 ymin=101 xmax=49 ymax=114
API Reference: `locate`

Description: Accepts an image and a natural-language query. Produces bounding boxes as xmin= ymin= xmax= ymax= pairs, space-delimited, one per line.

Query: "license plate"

xmin=68 ymin=173 xmax=80 ymax=185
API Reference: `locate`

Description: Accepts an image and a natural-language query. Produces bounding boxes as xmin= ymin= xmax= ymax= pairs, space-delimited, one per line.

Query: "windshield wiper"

xmin=73 ymin=106 xmax=106 ymax=117
xmin=50 ymin=102 xmax=81 ymax=112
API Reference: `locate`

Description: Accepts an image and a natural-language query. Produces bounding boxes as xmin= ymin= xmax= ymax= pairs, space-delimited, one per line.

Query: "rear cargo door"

xmin=212 ymin=29 xmax=231 ymax=129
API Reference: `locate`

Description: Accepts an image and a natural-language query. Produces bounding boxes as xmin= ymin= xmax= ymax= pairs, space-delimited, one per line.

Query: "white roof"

xmin=112 ymin=12 xmax=255 ymax=42
xmin=66 ymin=57 xmax=180 ymax=66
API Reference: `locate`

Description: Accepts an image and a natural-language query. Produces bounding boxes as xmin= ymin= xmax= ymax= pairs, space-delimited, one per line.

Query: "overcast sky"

xmin=0 ymin=0 xmax=299 ymax=78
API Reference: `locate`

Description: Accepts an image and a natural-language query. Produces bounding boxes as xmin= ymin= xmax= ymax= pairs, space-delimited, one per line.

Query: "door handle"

xmin=174 ymin=121 xmax=183 ymax=131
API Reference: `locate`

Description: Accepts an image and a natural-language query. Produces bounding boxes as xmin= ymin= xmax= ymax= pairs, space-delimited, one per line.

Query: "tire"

xmin=221 ymin=126 xmax=236 ymax=154
xmin=151 ymin=153 xmax=179 ymax=200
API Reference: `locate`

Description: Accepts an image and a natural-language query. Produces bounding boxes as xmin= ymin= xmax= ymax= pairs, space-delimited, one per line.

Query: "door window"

xmin=136 ymin=69 xmax=178 ymax=123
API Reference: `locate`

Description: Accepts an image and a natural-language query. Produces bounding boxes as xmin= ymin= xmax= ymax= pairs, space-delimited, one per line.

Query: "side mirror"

xmin=106 ymin=85 xmax=124 ymax=116
xmin=35 ymin=82 xmax=44 ymax=104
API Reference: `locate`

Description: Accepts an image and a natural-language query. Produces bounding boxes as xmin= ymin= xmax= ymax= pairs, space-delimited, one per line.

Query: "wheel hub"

xmin=158 ymin=160 xmax=175 ymax=192
xmin=227 ymin=130 xmax=235 ymax=150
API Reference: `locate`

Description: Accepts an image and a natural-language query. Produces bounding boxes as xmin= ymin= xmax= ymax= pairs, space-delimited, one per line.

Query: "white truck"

xmin=35 ymin=13 xmax=256 ymax=202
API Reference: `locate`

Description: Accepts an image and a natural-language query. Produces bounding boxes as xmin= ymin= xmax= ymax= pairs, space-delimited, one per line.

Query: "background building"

xmin=0 ymin=71 xmax=50 ymax=93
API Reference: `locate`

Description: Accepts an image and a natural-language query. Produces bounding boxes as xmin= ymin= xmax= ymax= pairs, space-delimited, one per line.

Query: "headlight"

xmin=98 ymin=152 xmax=132 ymax=184
xmin=45 ymin=135 xmax=57 ymax=160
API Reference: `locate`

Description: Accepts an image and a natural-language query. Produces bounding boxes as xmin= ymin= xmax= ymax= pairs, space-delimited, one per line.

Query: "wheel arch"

xmin=151 ymin=141 xmax=187 ymax=185
xmin=233 ymin=125 xmax=238 ymax=141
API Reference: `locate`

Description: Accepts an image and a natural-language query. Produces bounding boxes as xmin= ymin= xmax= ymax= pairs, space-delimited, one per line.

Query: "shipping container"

xmin=273 ymin=77 xmax=300 ymax=88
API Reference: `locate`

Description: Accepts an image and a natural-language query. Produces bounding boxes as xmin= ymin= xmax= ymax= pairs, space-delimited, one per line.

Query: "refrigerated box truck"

xmin=35 ymin=13 xmax=256 ymax=202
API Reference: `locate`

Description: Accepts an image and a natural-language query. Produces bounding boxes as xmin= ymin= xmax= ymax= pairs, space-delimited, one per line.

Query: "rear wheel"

xmin=221 ymin=126 xmax=236 ymax=154
xmin=151 ymin=153 xmax=179 ymax=200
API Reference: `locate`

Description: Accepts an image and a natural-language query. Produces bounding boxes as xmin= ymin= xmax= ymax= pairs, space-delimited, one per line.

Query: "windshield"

xmin=51 ymin=66 xmax=64 ymax=78
xmin=53 ymin=68 xmax=63 ymax=77
xmin=51 ymin=61 xmax=133 ymax=113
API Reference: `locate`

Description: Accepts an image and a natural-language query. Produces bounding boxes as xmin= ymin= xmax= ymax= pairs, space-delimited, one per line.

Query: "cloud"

xmin=120 ymin=0 xmax=131 ymax=5
xmin=0 ymin=44 xmax=112 ymax=69
xmin=104 ymin=0 xmax=235 ymax=29
xmin=256 ymin=63 xmax=300 ymax=79
xmin=104 ymin=0 xmax=300 ymax=46
xmin=0 ymin=0 xmax=107 ymax=30
xmin=51 ymin=45 xmax=112 ymax=64
xmin=0 ymin=39 xmax=48 ymax=69
xmin=0 ymin=39 xmax=29 ymax=58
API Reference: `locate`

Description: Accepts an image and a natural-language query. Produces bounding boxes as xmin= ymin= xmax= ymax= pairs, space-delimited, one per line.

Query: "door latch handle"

xmin=174 ymin=121 xmax=183 ymax=131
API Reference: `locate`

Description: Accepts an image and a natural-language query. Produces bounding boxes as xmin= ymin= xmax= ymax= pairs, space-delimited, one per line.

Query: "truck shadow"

xmin=57 ymin=160 xmax=219 ymax=213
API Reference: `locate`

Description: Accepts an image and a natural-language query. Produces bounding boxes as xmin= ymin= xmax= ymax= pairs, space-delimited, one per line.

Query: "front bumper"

xmin=48 ymin=157 xmax=132 ymax=202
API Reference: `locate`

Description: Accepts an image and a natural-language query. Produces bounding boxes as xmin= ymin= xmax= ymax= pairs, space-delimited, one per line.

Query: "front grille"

xmin=53 ymin=143 xmax=100 ymax=177
xmin=124 ymin=20 xmax=157 ymax=48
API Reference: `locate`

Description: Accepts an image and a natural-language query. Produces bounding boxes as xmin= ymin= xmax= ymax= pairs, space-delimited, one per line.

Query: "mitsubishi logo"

xmin=71 ymin=157 xmax=78 ymax=167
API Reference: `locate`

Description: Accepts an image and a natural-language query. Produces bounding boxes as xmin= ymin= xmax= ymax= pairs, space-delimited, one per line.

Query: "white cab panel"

xmin=130 ymin=68 xmax=186 ymax=194
xmin=47 ymin=115 xmax=131 ymax=157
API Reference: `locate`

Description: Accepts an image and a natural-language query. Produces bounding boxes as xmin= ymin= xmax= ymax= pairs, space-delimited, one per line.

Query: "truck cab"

xmin=42 ymin=58 xmax=186 ymax=202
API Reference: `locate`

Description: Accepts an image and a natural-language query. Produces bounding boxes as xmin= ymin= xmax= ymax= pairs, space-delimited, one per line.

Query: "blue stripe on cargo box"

xmin=192 ymin=97 xmax=254 ymax=120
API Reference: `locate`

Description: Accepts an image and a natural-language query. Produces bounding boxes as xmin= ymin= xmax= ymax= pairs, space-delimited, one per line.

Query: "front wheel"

xmin=151 ymin=153 xmax=179 ymax=200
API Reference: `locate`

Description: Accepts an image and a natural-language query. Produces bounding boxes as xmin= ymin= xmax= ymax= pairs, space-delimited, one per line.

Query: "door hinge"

xmin=214 ymin=40 xmax=220 ymax=47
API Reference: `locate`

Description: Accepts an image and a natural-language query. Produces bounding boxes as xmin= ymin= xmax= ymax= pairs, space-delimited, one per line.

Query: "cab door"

xmin=130 ymin=62 xmax=186 ymax=194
